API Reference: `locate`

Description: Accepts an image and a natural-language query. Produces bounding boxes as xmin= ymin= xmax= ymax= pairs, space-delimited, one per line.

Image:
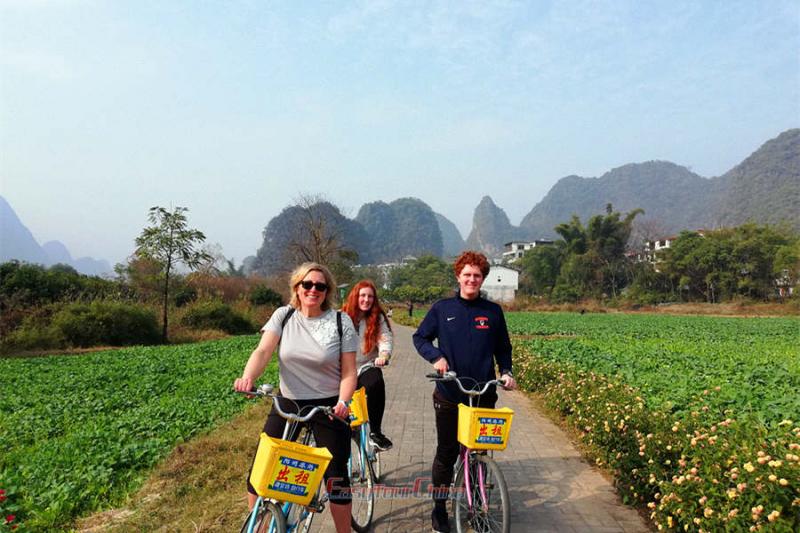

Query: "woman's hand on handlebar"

xmin=333 ymin=399 xmax=350 ymax=420
xmin=233 ymin=376 xmax=255 ymax=394
xmin=375 ymin=356 xmax=389 ymax=367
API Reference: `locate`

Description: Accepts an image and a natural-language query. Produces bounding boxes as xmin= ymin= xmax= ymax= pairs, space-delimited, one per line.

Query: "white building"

xmin=482 ymin=265 xmax=519 ymax=302
xmin=502 ymin=240 xmax=554 ymax=263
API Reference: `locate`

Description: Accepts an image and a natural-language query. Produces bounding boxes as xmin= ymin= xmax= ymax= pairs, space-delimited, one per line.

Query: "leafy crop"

xmin=509 ymin=312 xmax=800 ymax=530
xmin=0 ymin=335 xmax=275 ymax=531
xmin=507 ymin=313 xmax=800 ymax=424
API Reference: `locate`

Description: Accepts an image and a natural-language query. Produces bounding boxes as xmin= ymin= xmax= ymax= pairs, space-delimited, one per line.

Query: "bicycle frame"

xmin=459 ymin=448 xmax=489 ymax=512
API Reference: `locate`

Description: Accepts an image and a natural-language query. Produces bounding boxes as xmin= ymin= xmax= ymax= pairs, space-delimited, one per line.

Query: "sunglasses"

xmin=298 ymin=280 xmax=329 ymax=292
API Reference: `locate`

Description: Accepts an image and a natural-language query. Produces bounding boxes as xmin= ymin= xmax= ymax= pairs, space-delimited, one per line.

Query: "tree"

xmin=550 ymin=205 xmax=643 ymax=300
xmin=518 ymin=244 xmax=563 ymax=296
xmin=389 ymin=255 xmax=454 ymax=292
xmin=135 ymin=206 xmax=211 ymax=342
xmin=254 ymin=195 xmax=366 ymax=277
xmin=660 ymin=224 xmax=799 ymax=302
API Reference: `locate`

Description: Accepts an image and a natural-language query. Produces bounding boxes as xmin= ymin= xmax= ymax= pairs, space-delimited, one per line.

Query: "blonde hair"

xmin=288 ymin=262 xmax=337 ymax=311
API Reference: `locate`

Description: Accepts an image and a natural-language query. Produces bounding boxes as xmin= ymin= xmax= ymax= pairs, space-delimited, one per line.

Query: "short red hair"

xmin=453 ymin=250 xmax=490 ymax=277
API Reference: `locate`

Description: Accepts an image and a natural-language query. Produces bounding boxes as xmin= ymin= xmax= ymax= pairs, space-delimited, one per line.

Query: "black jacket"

xmin=413 ymin=293 xmax=513 ymax=403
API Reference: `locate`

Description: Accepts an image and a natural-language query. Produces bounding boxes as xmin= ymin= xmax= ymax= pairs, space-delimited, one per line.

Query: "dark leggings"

xmin=357 ymin=367 xmax=386 ymax=434
xmin=431 ymin=389 xmax=497 ymax=506
xmin=246 ymin=395 xmax=352 ymax=505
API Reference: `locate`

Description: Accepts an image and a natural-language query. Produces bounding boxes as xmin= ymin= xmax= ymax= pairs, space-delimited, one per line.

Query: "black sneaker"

xmin=369 ymin=432 xmax=393 ymax=451
xmin=431 ymin=506 xmax=451 ymax=533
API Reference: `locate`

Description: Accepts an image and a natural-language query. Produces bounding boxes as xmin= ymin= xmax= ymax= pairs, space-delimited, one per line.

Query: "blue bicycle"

xmin=238 ymin=384 xmax=347 ymax=533
xmin=348 ymin=360 xmax=391 ymax=531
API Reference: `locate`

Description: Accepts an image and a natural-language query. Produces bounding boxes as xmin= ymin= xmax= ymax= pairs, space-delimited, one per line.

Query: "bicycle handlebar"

xmin=357 ymin=359 xmax=389 ymax=377
xmin=235 ymin=385 xmax=349 ymax=425
xmin=426 ymin=371 xmax=508 ymax=396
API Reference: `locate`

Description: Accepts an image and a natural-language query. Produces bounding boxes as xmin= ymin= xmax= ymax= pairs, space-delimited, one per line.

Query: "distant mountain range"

xmin=254 ymin=129 xmax=798 ymax=268
xmin=469 ymin=128 xmax=800 ymax=255
xmin=0 ymin=196 xmax=112 ymax=276
xmin=4 ymin=129 xmax=797 ymax=273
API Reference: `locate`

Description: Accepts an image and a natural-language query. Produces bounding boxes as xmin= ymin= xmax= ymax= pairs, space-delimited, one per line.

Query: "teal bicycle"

xmin=238 ymin=384 xmax=347 ymax=533
xmin=348 ymin=360 xmax=392 ymax=531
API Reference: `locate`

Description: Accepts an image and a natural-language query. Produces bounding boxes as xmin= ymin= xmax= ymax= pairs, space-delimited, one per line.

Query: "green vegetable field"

xmin=507 ymin=312 xmax=800 ymax=424
xmin=0 ymin=335 xmax=272 ymax=531
xmin=507 ymin=312 xmax=800 ymax=531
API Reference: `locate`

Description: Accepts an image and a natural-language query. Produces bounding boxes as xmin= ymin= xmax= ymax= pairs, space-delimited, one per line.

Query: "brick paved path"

xmin=312 ymin=324 xmax=650 ymax=532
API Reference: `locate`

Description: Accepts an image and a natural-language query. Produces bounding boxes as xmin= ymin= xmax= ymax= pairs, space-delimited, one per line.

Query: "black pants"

xmin=431 ymin=389 xmax=497 ymax=506
xmin=357 ymin=367 xmax=386 ymax=434
xmin=247 ymin=395 xmax=352 ymax=505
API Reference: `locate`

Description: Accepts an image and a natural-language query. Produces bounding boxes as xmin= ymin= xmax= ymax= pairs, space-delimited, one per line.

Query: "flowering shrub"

xmin=0 ymin=486 xmax=26 ymax=533
xmin=514 ymin=347 xmax=799 ymax=531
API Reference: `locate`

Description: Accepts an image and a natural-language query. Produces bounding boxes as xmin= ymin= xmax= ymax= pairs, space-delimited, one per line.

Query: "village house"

xmin=482 ymin=265 xmax=520 ymax=302
xmin=501 ymin=240 xmax=554 ymax=263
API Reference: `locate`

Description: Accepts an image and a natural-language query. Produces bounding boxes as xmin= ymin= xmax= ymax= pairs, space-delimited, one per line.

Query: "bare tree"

xmin=628 ymin=217 xmax=669 ymax=250
xmin=286 ymin=194 xmax=349 ymax=264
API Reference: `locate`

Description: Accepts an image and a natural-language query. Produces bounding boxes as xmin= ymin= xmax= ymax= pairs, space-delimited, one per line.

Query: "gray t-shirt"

xmin=354 ymin=315 xmax=393 ymax=367
xmin=262 ymin=306 xmax=358 ymax=400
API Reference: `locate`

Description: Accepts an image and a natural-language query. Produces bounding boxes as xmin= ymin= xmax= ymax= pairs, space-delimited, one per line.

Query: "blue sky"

xmin=1 ymin=0 xmax=798 ymax=267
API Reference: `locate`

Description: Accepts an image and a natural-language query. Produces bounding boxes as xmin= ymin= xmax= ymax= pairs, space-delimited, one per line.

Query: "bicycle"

xmin=346 ymin=360 xmax=390 ymax=532
xmin=237 ymin=384 xmax=347 ymax=533
xmin=426 ymin=371 xmax=514 ymax=533
xmin=356 ymin=360 xmax=391 ymax=481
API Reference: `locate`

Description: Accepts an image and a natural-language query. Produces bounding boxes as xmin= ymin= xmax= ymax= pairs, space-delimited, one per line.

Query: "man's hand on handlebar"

xmin=432 ymin=357 xmax=449 ymax=375
xmin=500 ymin=373 xmax=517 ymax=390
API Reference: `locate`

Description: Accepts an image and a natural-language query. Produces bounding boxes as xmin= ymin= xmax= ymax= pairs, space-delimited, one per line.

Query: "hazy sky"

xmin=2 ymin=0 xmax=798 ymax=267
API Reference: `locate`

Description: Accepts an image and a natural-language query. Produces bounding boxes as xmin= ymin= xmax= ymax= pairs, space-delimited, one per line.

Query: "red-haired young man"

xmin=413 ymin=250 xmax=517 ymax=533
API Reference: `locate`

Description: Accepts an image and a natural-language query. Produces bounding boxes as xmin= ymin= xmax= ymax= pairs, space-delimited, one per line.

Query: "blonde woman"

xmin=234 ymin=262 xmax=357 ymax=533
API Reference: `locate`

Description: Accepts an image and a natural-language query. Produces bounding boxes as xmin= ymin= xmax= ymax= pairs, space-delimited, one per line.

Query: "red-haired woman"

xmin=342 ymin=279 xmax=394 ymax=450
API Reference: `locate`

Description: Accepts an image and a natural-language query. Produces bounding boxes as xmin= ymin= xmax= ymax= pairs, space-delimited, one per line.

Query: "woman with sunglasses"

xmin=342 ymin=280 xmax=394 ymax=451
xmin=234 ymin=262 xmax=358 ymax=533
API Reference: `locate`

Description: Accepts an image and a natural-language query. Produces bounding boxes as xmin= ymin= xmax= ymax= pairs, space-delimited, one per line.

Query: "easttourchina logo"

xmin=474 ymin=316 xmax=489 ymax=329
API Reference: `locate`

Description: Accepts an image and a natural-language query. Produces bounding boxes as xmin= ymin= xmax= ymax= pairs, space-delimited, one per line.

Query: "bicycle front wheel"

xmin=284 ymin=498 xmax=315 ymax=533
xmin=349 ymin=434 xmax=375 ymax=532
xmin=453 ymin=454 xmax=509 ymax=533
xmin=241 ymin=499 xmax=286 ymax=533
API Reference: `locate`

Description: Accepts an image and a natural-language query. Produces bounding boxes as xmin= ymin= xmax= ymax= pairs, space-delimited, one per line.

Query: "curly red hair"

xmin=453 ymin=250 xmax=490 ymax=277
xmin=342 ymin=280 xmax=392 ymax=355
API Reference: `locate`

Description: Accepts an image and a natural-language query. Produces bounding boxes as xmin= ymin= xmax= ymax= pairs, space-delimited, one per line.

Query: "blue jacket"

xmin=413 ymin=294 xmax=513 ymax=403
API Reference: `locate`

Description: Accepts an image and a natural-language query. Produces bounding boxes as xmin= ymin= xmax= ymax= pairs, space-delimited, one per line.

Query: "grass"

xmin=75 ymin=401 xmax=269 ymax=532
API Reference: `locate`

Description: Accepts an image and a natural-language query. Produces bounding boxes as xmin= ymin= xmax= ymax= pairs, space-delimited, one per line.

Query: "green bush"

xmin=0 ymin=323 xmax=64 ymax=353
xmin=51 ymin=301 xmax=160 ymax=347
xmin=173 ymin=285 xmax=197 ymax=307
xmin=514 ymin=347 xmax=800 ymax=531
xmin=249 ymin=285 xmax=283 ymax=307
xmin=180 ymin=301 xmax=254 ymax=334
xmin=551 ymin=283 xmax=581 ymax=303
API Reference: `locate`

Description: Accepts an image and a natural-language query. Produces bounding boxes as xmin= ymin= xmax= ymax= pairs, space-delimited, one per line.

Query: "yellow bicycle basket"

xmin=348 ymin=387 xmax=369 ymax=427
xmin=457 ymin=404 xmax=514 ymax=451
xmin=249 ymin=433 xmax=333 ymax=505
